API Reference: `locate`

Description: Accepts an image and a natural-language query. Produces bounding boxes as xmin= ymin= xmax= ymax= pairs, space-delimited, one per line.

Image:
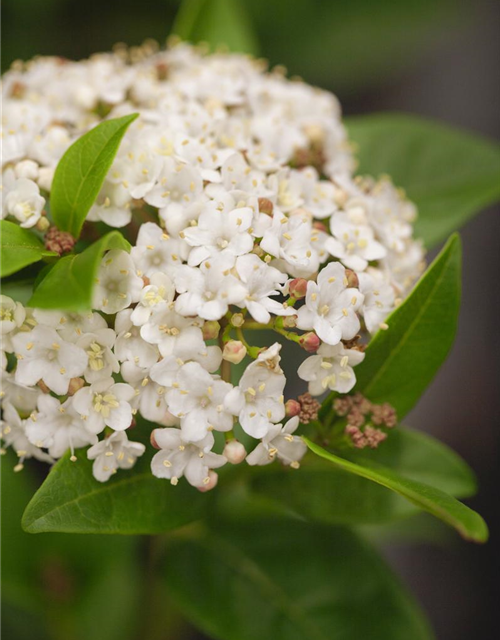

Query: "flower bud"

xmin=285 ymin=399 xmax=301 ymax=418
xmin=15 ymin=159 xmax=39 ymax=180
xmin=312 ymin=221 xmax=328 ymax=233
xmin=150 ymin=430 xmax=160 ymax=449
xmin=67 ymin=377 xmax=85 ymax=396
xmin=37 ymin=167 xmax=55 ymax=192
xmin=299 ymin=332 xmax=321 ymax=353
xmin=202 ymin=320 xmax=220 ymax=340
xmin=36 ymin=216 xmax=50 ymax=232
xmin=230 ymin=313 xmax=244 ymax=328
xmin=197 ymin=470 xmax=219 ymax=492
xmin=289 ymin=278 xmax=308 ymax=299
xmin=223 ymin=340 xmax=247 ymax=364
xmin=258 ymin=197 xmax=274 ymax=215
xmin=223 ymin=439 xmax=247 ymax=464
xmin=44 ymin=227 xmax=76 ymax=256
xmin=344 ymin=268 xmax=359 ymax=289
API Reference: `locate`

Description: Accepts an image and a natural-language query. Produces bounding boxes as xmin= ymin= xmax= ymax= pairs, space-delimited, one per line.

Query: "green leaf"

xmin=173 ymin=0 xmax=259 ymax=55
xmin=304 ymin=438 xmax=488 ymax=543
xmin=22 ymin=443 xmax=209 ymax=535
xmin=346 ymin=113 xmax=500 ymax=248
xmin=354 ymin=233 xmax=461 ymax=418
xmin=27 ymin=231 xmax=130 ymax=311
xmin=216 ymin=427 xmax=477 ymax=527
xmin=50 ymin=113 xmax=138 ymax=237
xmin=0 ymin=220 xmax=57 ymax=277
xmin=165 ymin=519 xmax=433 ymax=640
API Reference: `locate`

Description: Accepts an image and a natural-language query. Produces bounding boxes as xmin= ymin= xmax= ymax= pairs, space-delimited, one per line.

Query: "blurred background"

xmin=2 ymin=1 xmax=499 ymax=639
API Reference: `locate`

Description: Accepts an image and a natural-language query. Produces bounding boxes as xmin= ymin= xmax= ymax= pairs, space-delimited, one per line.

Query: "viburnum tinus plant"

xmin=1 ymin=37 xmax=500 ymax=640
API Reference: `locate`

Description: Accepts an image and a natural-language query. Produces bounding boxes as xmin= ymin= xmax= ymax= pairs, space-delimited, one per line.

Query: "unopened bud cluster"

xmin=1 ymin=42 xmax=423 ymax=488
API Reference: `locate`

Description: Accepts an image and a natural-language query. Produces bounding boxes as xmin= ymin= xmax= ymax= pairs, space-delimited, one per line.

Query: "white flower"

xmin=0 ymin=295 xmax=26 ymax=351
xmin=120 ymin=361 xmax=174 ymax=426
xmin=298 ymin=342 xmax=365 ymax=395
xmin=73 ymin=378 xmax=135 ymax=433
xmin=87 ymin=431 xmax=145 ymax=482
xmin=144 ymin=158 xmax=203 ymax=225
xmin=0 ymin=371 xmax=41 ymax=413
xmin=12 ymin=325 xmax=88 ymax=395
xmin=15 ymin=159 xmax=39 ymax=180
xmin=93 ymin=249 xmax=143 ymax=314
xmin=296 ymin=262 xmax=363 ymax=345
xmin=260 ymin=210 xmax=319 ymax=278
xmin=87 ymin=180 xmax=132 ymax=227
xmin=235 ymin=254 xmax=291 ymax=324
xmin=109 ymin=141 xmax=163 ymax=199
xmin=114 ymin=309 xmax=159 ymax=368
xmin=224 ymin=351 xmax=286 ymax=438
xmin=32 ymin=309 xmax=107 ymax=343
xmin=182 ymin=192 xmax=254 ymax=265
xmin=151 ymin=428 xmax=226 ymax=487
xmin=166 ymin=361 xmax=234 ymax=441
xmin=246 ymin=417 xmax=307 ymax=468
xmin=174 ymin=254 xmax=246 ymax=321
xmin=130 ymin=272 xmax=175 ymax=326
xmin=131 ymin=222 xmax=189 ymax=278
xmin=76 ymin=328 xmax=119 ymax=383
xmin=0 ymin=401 xmax=54 ymax=466
xmin=26 ymin=394 xmax=97 ymax=459
xmin=327 ymin=203 xmax=386 ymax=271
xmin=358 ymin=269 xmax=396 ymax=333
xmin=4 ymin=178 xmax=45 ymax=228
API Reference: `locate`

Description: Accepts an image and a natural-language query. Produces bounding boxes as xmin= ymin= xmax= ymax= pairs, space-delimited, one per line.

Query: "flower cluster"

xmin=1 ymin=42 xmax=424 ymax=488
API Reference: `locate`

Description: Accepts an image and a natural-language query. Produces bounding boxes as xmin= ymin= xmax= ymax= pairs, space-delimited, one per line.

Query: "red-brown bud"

xmin=299 ymin=332 xmax=321 ymax=353
xmin=258 ymin=197 xmax=274 ymax=216
xmin=344 ymin=268 xmax=359 ymax=289
xmin=285 ymin=399 xmax=301 ymax=418
xmin=289 ymin=278 xmax=308 ymax=299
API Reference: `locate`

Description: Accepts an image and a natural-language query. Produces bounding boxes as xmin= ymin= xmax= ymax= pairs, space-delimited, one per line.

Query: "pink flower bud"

xmin=344 ymin=268 xmax=359 ymax=289
xmin=285 ymin=399 xmax=301 ymax=418
xmin=223 ymin=340 xmax=247 ymax=364
xmin=197 ymin=470 xmax=219 ymax=492
xmin=289 ymin=278 xmax=308 ymax=299
xmin=150 ymin=430 xmax=160 ymax=449
xmin=312 ymin=221 xmax=328 ymax=233
xmin=258 ymin=197 xmax=274 ymax=215
xmin=67 ymin=377 xmax=85 ymax=396
xmin=299 ymin=332 xmax=321 ymax=353
xmin=202 ymin=320 xmax=220 ymax=340
xmin=223 ymin=440 xmax=247 ymax=464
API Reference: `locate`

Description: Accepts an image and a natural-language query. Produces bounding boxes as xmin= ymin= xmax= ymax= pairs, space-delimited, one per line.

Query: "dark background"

xmin=2 ymin=1 xmax=499 ymax=638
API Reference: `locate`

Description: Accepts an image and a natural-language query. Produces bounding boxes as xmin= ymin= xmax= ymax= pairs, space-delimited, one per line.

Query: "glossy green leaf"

xmin=173 ymin=0 xmax=259 ymax=55
xmin=216 ymin=427 xmax=476 ymax=527
xmin=354 ymin=233 xmax=461 ymax=418
xmin=0 ymin=220 xmax=57 ymax=277
xmin=50 ymin=114 xmax=138 ymax=237
xmin=27 ymin=231 xmax=130 ymax=311
xmin=22 ymin=445 xmax=209 ymax=535
xmin=2 ymin=450 xmax=142 ymax=640
xmin=305 ymin=438 xmax=488 ymax=543
xmin=346 ymin=113 xmax=500 ymax=247
xmin=166 ymin=519 xmax=433 ymax=640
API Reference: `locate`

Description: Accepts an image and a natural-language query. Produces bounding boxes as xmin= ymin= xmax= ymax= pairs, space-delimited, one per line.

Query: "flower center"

xmin=93 ymin=393 xmax=119 ymax=417
xmin=87 ymin=342 xmax=105 ymax=370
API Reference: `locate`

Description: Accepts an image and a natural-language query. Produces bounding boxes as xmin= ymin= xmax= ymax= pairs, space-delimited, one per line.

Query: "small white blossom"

xmin=26 ymin=395 xmax=97 ymax=459
xmin=4 ymin=178 xmax=45 ymax=228
xmin=76 ymin=328 xmax=119 ymax=383
xmin=298 ymin=343 xmax=365 ymax=395
xmin=131 ymin=222 xmax=189 ymax=278
xmin=87 ymin=431 xmax=145 ymax=482
xmin=246 ymin=417 xmax=307 ymax=467
xmin=12 ymin=325 xmax=88 ymax=395
xmin=296 ymin=262 xmax=363 ymax=345
xmin=0 ymin=401 xmax=54 ymax=467
xmin=93 ymin=249 xmax=143 ymax=314
xmin=358 ymin=269 xmax=396 ymax=333
xmin=166 ymin=361 xmax=234 ymax=442
xmin=151 ymin=428 xmax=226 ymax=487
xmin=73 ymin=378 xmax=135 ymax=433
xmin=224 ymin=346 xmax=286 ymax=438
xmin=0 ymin=295 xmax=26 ymax=352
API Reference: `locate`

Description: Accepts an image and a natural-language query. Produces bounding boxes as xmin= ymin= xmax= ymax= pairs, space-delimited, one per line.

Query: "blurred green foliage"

xmin=2 ymin=0 xmax=469 ymax=96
